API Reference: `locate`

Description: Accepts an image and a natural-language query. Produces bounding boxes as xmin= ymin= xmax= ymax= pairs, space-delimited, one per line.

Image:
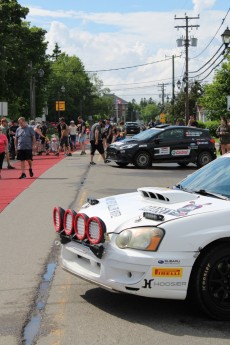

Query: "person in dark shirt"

xmin=187 ymin=115 xmax=198 ymax=127
xmin=9 ymin=120 xmax=19 ymax=159
xmin=89 ymin=119 xmax=110 ymax=166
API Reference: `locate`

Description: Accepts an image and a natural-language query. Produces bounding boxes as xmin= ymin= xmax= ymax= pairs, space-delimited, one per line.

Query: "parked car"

xmin=53 ymin=153 xmax=230 ymax=320
xmin=106 ymin=125 xmax=216 ymax=168
xmin=125 ymin=122 xmax=141 ymax=134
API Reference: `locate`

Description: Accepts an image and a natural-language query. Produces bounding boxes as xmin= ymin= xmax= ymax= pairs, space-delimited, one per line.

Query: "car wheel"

xmin=134 ymin=151 xmax=152 ymax=169
xmin=197 ymin=151 xmax=212 ymax=168
xmin=189 ymin=243 xmax=230 ymax=320
xmin=116 ymin=162 xmax=128 ymax=167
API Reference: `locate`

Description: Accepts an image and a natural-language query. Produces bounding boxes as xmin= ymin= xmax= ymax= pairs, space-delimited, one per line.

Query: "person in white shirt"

xmin=69 ymin=120 xmax=77 ymax=150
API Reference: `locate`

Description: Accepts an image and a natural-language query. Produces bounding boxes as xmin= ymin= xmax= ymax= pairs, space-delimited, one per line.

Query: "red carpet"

xmin=0 ymin=154 xmax=65 ymax=213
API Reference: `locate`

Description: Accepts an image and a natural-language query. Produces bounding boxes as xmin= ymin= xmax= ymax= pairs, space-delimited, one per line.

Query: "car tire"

xmin=189 ymin=243 xmax=230 ymax=320
xmin=134 ymin=151 xmax=152 ymax=169
xmin=197 ymin=151 xmax=212 ymax=168
xmin=116 ymin=162 xmax=128 ymax=167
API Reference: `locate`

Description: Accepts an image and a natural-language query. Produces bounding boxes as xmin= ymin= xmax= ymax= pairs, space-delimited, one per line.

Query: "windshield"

xmin=176 ymin=156 xmax=230 ymax=198
xmin=131 ymin=128 xmax=162 ymax=141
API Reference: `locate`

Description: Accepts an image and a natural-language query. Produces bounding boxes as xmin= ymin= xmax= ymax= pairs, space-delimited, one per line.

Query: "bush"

xmin=203 ymin=121 xmax=220 ymax=137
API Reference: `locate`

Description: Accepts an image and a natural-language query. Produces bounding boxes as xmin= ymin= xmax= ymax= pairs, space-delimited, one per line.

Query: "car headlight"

xmin=121 ymin=144 xmax=138 ymax=149
xmin=116 ymin=227 xmax=164 ymax=251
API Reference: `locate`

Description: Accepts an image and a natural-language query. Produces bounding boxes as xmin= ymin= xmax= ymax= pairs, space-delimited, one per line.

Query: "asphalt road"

xmin=1 ymin=152 xmax=229 ymax=345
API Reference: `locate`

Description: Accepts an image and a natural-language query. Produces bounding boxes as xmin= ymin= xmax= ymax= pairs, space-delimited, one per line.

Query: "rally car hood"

xmin=81 ymin=187 xmax=228 ymax=234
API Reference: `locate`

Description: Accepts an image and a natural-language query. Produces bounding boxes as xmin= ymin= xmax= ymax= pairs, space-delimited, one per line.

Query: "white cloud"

xmin=192 ymin=0 xmax=216 ymax=13
xmin=27 ymin=5 xmax=226 ymax=102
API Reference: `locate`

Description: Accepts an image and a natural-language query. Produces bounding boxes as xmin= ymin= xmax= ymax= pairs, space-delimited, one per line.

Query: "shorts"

xmin=60 ymin=136 xmax=69 ymax=147
xmin=17 ymin=149 xmax=33 ymax=161
xmin=79 ymin=134 xmax=86 ymax=143
xmin=90 ymin=140 xmax=104 ymax=155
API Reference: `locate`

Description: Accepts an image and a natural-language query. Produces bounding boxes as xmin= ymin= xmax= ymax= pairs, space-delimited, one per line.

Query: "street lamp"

xmin=221 ymin=27 xmax=230 ymax=49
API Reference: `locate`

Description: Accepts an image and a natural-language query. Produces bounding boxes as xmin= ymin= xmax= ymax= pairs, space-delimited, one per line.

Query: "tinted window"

xmin=158 ymin=128 xmax=184 ymax=140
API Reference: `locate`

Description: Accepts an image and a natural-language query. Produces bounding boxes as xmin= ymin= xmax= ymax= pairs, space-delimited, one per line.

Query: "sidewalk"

xmin=0 ymin=154 xmax=65 ymax=213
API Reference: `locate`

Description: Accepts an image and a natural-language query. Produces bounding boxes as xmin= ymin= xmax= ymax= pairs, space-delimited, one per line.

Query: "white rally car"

xmin=53 ymin=153 xmax=230 ymax=320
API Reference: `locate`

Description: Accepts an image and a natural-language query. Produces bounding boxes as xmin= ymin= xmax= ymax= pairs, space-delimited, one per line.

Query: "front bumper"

xmin=61 ymin=240 xmax=194 ymax=300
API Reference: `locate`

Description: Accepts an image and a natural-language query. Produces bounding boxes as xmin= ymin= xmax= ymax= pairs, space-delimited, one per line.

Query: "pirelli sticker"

xmin=152 ymin=267 xmax=183 ymax=278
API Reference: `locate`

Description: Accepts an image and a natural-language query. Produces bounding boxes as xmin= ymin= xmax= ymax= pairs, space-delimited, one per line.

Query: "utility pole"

xmin=165 ymin=54 xmax=181 ymax=120
xmin=175 ymin=14 xmax=199 ymax=125
xmin=158 ymin=83 xmax=169 ymax=111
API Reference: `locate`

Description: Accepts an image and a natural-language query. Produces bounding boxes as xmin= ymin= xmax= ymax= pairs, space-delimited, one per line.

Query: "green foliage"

xmin=199 ymin=56 xmax=230 ymax=120
xmin=203 ymin=120 xmax=220 ymax=137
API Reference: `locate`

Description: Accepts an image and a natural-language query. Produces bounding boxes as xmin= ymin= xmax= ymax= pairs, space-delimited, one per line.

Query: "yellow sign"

xmin=152 ymin=267 xmax=183 ymax=278
xmin=159 ymin=113 xmax=166 ymax=123
xmin=56 ymin=101 xmax=65 ymax=111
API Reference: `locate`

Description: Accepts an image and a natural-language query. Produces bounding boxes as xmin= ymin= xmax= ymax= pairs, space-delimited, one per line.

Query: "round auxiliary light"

xmin=74 ymin=213 xmax=88 ymax=240
xmin=86 ymin=217 xmax=105 ymax=245
xmin=63 ymin=209 xmax=76 ymax=236
xmin=53 ymin=207 xmax=65 ymax=233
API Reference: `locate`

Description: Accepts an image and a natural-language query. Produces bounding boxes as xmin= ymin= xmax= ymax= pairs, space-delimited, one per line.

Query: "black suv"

xmin=125 ymin=122 xmax=140 ymax=134
xmin=106 ymin=126 xmax=216 ymax=169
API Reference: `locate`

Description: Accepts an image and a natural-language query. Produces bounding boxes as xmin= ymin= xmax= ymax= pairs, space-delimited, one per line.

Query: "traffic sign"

xmin=56 ymin=101 xmax=65 ymax=111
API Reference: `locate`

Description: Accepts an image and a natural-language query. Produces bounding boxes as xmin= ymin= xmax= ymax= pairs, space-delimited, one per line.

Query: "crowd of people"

xmin=1 ymin=114 xmax=230 ymax=178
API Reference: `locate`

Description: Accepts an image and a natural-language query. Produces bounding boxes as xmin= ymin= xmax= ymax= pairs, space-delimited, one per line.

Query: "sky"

xmin=20 ymin=0 xmax=230 ymax=103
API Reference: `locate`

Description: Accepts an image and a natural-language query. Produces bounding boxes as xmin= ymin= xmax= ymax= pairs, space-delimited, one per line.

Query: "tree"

xmin=140 ymin=102 xmax=160 ymax=123
xmin=0 ymin=0 xmax=48 ymax=117
xmin=199 ymin=56 xmax=230 ymax=120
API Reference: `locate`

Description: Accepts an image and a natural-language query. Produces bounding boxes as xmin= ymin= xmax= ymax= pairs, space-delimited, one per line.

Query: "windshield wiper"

xmin=194 ymin=189 xmax=229 ymax=200
xmin=174 ymin=184 xmax=190 ymax=192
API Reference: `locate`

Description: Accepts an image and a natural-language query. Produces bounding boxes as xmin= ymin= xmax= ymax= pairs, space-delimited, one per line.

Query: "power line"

xmin=189 ymin=44 xmax=224 ymax=73
xmin=190 ymin=7 xmax=230 ymax=59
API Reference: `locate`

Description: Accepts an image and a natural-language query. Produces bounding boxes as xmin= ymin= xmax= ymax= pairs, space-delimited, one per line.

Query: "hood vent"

xmin=138 ymin=187 xmax=198 ymax=204
xmin=141 ymin=190 xmax=170 ymax=202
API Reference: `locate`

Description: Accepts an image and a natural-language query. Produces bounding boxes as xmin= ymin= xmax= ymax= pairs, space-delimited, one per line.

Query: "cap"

xmin=70 ymin=120 xmax=74 ymax=123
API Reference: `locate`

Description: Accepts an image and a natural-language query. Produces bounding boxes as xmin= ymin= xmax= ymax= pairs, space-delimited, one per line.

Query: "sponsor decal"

xmin=154 ymin=147 xmax=170 ymax=155
xmin=142 ymin=279 xmax=154 ymax=289
xmin=106 ymin=197 xmax=121 ymax=218
xmin=185 ymin=131 xmax=200 ymax=137
xmin=158 ymin=259 xmax=181 ymax=265
xmin=171 ymin=149 xmax=190 ymax=156
xmin=152 ymin=268 xmax=183 ymax=277
xmin=153 ymin=281 xmax=187 ymax=287
xmin=197 ymin=141 xmax=208 ymax=145
xmin=140 ymin=201 xmax=212 ymax=217
xmin=139 ymin=144 xmax=147 ymax=147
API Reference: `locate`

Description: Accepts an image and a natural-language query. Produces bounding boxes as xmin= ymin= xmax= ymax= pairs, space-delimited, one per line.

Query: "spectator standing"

xmin=0 ymin=127 xmax=8 ymax=178
xmin=216 ymin=116 xmax=230 ymax=155
xmin=187 ymin=115 xmax=198 ymax=127
xmin=104 ymin=118 xmax=113 ymax=149
xmin=78 ymin=116 xmax=87 ymax=155
xmin=0 ymin=118 xmax=15 ymax=169
xmin=89 ymin=119 xmax=110 ymax=166
xmin=8 ymin=120 xmax=19 ymax=159
xmin=58 ymin=118 xmax=72 ymax=156
xmin=69 ymin=120 xmax=77 ymax=150
xmin=15 ymin=117 xmax=36 ymax=179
